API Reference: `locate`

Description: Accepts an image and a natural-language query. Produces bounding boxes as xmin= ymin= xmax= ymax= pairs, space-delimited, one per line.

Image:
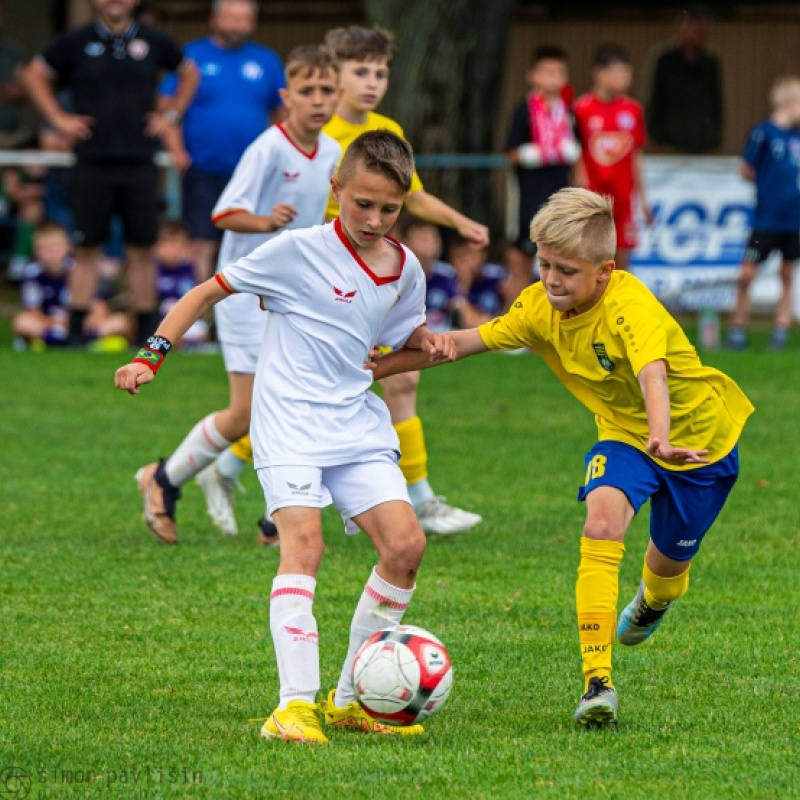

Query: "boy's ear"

xmin=598 ymin=258 xmax=615 ymax=282
xmin=330 ymin=176 xmax=341 ymax=200
xmin=278 ymin=87 xmax=289 ymax=108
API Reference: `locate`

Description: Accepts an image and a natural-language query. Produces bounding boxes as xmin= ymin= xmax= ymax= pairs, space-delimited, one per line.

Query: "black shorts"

xmin=71 ymin=161 xmax=159 ymax=248
xmin=182 ymin=167 xmax=230 ymax=241
xmin=744 ymin=230 xmax=800 ymax=263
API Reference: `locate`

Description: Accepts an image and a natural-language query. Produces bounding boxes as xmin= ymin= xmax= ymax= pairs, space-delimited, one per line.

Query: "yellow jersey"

xmin=322 ymin=112 xmax=424 ymax=220
xmin=478 ymin=271 xmax=754 ymax=470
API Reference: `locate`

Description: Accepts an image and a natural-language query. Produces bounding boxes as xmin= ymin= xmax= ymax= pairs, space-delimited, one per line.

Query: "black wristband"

xmin=145 ymin=335 xmax=173 ymax=355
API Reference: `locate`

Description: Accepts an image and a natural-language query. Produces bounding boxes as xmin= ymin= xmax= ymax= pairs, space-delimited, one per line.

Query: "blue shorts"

xmin=182 ymin=167 xmax=231 ymax=241
xmin=577 ymin=441 xmax=739 ymax=561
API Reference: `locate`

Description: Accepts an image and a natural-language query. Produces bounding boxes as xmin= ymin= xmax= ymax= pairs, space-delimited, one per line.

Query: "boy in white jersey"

xmin=115 ymin=130 xmax=454 ymax=744
xmin=133 ymin=46 xmax=341 ymax=544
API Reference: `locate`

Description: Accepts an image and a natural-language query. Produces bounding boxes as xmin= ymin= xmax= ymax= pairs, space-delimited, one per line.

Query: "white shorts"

xmin=257 ymin=454 xmax=411 ymax=522
xmin=219 ymin=339 xmax=260 ymax=374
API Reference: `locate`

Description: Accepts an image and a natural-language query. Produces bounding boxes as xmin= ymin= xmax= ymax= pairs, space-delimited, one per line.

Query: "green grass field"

xmin=1 ymin=331 xmax=798 ymax=799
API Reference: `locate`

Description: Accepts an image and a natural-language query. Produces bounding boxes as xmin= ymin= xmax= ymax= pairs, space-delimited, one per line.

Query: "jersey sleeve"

xmin=20 ymin=277 xmax=44 ymax=310
xmin=217 ymin=232 xmax=298 ymax=314
xmin=505 ymin=101 xmax=531 ymax=151
xmin=211 ymin=136 xmax=274 ymax=219
xmin=376 ymin=261 xmax=427 ymax=347
xmin=40 ymin=29 xmax=79 ymax=78
xmin=742 ymin=124 xmax=766 ymax=169
xmin=151 ymin=29 xmax=185 ymax=72
xmin=633 ymin=102 xmax=647 ymax=150
xmin=263 ymin=49 xmax=286 ymax=112
xmin=477 ymin=285 xmax=541 ymax=350
xmin=613 ymin=299 xmax=668 ymax=376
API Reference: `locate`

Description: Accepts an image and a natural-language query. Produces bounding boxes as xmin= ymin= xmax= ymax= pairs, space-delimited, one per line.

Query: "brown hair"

xmin=158 ymin=219 xmax=191 ymax=239
xmin=34 ymin=220 xmax=70 ymax=239
xmin=338 ymin=130 xmax=414 ymax=192
xmin=285 ymin=44 xmax=339 ymax=82
xmin=324 ymin=25 xmax=395 ymax=66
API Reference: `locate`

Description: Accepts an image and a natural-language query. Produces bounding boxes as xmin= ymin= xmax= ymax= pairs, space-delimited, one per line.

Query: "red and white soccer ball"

xmin=352 ymin=625 xmax=453 ymax=726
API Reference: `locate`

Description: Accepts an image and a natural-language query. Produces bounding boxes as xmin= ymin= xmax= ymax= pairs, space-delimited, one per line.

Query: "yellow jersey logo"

xmin=592 ymin=342 xmax=615 ymax=372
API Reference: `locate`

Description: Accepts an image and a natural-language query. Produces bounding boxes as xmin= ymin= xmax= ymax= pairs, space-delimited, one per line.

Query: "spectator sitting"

xmin=154 ymin=219 xmax=208 ymax=347
xmin=448 ymin=234 xmax=509 ymax=328
xmin=4 ymin=143 xmax=46 ymax=280
xmin=644 ymin=4 xmax=723 ymax=154
xmin=400 ymin=216 xmax=459 ymax=333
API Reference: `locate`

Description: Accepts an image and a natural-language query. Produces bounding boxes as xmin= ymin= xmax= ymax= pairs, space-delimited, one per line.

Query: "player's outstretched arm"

xmin=114 ymin=278 xmax=229 ymax=395
xmin=404 ymin=191 xmax=489 ymax=248
xmin=369 ymin=328 xmax=488 ymax=381
xmin=214 ymin=205 xmax=298 ymax=234
xmin=638 ymin=359 xmax=709 ymax=465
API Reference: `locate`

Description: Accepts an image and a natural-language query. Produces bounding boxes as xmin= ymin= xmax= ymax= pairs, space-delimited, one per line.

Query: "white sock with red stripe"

xmin=270 ymin=574 xmax=320 ymax=709
xmin=164 ymin=413 xmax=232 ymax=487
xmin=333 ymin=567 xmax=414 ymax=708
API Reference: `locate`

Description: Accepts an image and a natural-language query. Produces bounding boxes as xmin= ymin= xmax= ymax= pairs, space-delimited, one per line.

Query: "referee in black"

xmin=23 ymin=0 xmax=199 ymax=344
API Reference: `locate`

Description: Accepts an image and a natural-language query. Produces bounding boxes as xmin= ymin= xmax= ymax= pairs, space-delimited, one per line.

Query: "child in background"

xmin=506 ymin=46 xmax=581 ymax=298
xmin=448 ymin=234 xmax=509 ymax=328
xmin=154 ymin=220 xmax=208 ymax=347
xmin=727 ymin=76 xmax=800 ymax=351
xmin=574 ymin=44 xmax=652 ymax=271
xmin=400 ymin=217 xmax=459 ymax=333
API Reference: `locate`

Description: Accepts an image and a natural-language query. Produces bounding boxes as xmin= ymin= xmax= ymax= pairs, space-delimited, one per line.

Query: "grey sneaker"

xmin=617 ymin=582 xmax=671 ymax=646
xmin=415 ymin=497 xmax=482 ymax=536
xmin=574 ymin=677 xmax=618 ymax=728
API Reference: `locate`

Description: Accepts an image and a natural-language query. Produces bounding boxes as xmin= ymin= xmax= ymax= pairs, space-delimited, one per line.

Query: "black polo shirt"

xmin=41 ymin=22 xmax=184 ymax=163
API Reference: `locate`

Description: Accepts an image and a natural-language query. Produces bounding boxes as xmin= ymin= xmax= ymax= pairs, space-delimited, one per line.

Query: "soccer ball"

xmin=352 ymin=625 xmax=453 ymax=726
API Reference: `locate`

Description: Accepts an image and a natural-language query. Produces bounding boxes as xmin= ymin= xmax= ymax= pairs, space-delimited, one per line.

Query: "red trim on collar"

xmin=277 ymin=123 xmax=318 ymax=160
xmin=333 ymin=218 xmax=405 ymax=285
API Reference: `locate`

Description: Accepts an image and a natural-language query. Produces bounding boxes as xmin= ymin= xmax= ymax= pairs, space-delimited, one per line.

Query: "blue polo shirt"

xmin=742 ymin=119 xmax=800 ymax=232
xmin=160 ymin=37 xmax=284 ymax=177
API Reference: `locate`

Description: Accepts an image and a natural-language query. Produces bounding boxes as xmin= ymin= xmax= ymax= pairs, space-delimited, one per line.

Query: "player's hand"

xmin=170 ymin=146 xmax=192 ymax=174
xmin=647 ymin=438 xmax=709 ymax=465
xmin=456 ymin=219 xmax=489 ymax=249
xmin=54 ymin=112 xmax=94 ymax=141
xmin=419 ymin=332 xmax=457 ymax=363
xmin=115 ymin=363 xmax=155 ymax=395
xmin=268 ymin=203 xmax=299 ymax=231
xmin=363 ymin=346 xmax=382 ymax=371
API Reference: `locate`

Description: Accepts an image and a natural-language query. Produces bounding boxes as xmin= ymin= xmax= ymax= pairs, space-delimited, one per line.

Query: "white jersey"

xmin=217 ymin=219 xmax=427 ymax=468
xmin=212 ymin=123 xmax=341 ymax=346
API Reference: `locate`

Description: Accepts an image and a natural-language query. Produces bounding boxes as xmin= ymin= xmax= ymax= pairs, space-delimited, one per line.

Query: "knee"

xmin=381 ymin=371 xmax=420 ymax=400
xmin=280 ymin=528 xmax=325 ymax=575
xmin=380 ymin=523 xmax=427 ymax=576
xmin=227 ymin=406 xmax=251 ymax=437
xmin=582 ymin=514 xmax=626 ymax=542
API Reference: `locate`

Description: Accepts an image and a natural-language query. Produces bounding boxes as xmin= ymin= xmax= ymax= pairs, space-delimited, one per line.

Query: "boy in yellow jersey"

xmin=202 ymin=25 xmax=488 ymax=540
xmin=369 ymin=188 xmax=754 ymax=728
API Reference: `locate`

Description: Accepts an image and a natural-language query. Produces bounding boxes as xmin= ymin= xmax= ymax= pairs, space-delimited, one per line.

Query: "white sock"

xmin=270 ymin=574 xmax=319 ymax=709
xmin=165 ymin=413 xmax=232 ymax=486
xmin=216 ymin=447 xmax=247 ymax=481
xmin=334 ymin=568 xmax=414 ymax=708
xmin=407 ymin=477 xmax=435 ymax=509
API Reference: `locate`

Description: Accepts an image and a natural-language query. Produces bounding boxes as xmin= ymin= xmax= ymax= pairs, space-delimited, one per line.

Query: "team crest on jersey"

xmin=242 ymin=61 xmax=263 ymax=81
xmin=334 ymin=286 xmax=357 ymax=303
xmin=283 ymin=171 xmax=300 ymax=182
xmin=202 ymin=62 xmax=221 ymax=76
xmin=592 ymin=341 xmax=615 ymax=372
xmin=85 ymin=42 xmax=105 ymax=57
xmin=587 ymin=115 xmax=604 ymax=131
xmin=615 ymin=110 xmax=636 ymax=130
xmin=128 ymin=39 xmax=149 ymax=60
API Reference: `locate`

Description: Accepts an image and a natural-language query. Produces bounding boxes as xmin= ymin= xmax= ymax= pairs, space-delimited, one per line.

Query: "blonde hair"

xmin=770 ymin=75 xmax=800 ymax=109
xmin=529 ymin=188 xmax=616 ymax=264
xmin=285 ymin=45 xmax=339 ymax=82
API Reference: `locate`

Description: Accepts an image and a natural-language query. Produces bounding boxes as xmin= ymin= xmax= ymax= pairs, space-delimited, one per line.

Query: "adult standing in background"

xmin=644 ymin=4 xmax=723 ymax=154
xmin=159 ymin=0 xmax=285 ymax=281
xmin=22 ymin=0 xmax=199 ymax=345
xmin=0 ymin=0 xmax=28 ymax=149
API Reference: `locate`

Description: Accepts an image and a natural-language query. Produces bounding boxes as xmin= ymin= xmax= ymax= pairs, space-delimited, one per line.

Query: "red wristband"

xmin=132 ymin=347 xmax=164 ymax=374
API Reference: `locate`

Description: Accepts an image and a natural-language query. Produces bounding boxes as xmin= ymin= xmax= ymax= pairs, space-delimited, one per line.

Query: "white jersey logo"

xmin=202 ymin=62 xmax=221 ymax=76
xmin=242 ymin=61 xmax=263 ymax=81
xmin=85 ymin=42 xmax=105 ymax=57
xmin=128 ymin=39 xmax=149 ymax=60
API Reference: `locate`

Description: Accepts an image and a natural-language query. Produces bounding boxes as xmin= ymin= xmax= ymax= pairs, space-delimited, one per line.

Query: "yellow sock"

xmin=394 ymin=416 xmax=428 ymax=484
xmin=642 ymin=561 xmax=690 ymax=609
xmin=230 ymin=434 xmax=253 ymax=462
xmin=576 ymin=537 xmax=625 ymax=691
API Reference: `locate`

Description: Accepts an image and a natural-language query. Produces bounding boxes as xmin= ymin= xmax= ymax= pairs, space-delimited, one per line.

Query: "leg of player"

xmin=573 ymin=485 xmax=632 ymax=728
xmin=324 ymin=499 xmax=427 ymax=736
xmin=727 ymin=259 xmax=758 ymax=349
xmin=261 ymin=505 xmax=328 ymax=745
xmin=617 ymin=542 xmax=691 ymax=647
xmin=381 ymin=372 xmax=482 ymax=536
xmin=135 ymin=372 xmax=253 ymax=544
xmin=771 ymin=258 xmax=794 ymax=350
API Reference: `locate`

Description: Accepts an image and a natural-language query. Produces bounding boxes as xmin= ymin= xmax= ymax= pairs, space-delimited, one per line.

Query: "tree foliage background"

xmin=364 ymin=0 xmax=518 ymax=240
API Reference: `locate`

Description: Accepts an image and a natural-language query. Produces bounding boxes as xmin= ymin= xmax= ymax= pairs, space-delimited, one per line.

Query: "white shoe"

xmin=415 ymin=496 xmax=482 ymax=536
xmin=195 ymin=464 xmax=241 ymax=535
